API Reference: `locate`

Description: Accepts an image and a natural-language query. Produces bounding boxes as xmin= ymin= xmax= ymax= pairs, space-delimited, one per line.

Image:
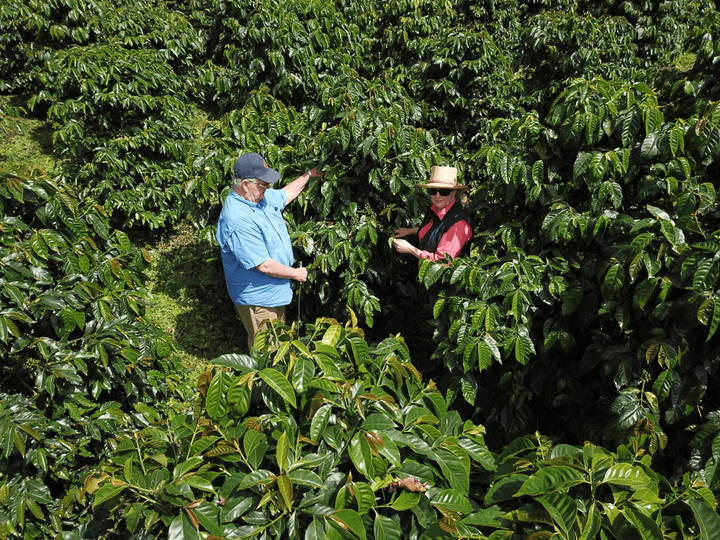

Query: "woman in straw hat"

xmin=393 ymin=166 xmax=472 ymax=261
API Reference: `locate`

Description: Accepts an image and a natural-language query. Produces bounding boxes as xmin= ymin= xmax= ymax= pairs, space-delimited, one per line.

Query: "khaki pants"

xmin=235 ymin=304 xmax=286 ymax=351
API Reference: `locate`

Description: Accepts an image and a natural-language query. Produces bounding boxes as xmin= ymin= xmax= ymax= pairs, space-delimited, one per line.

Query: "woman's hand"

xmin=393 ymin=227 xmax=417 ymax=238
xmin=393 ymin=238 xmax=418 ymax=257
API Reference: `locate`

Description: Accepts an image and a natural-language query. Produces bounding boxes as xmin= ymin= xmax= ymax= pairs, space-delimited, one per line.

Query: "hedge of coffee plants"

xmin=2 ymin=0 xmax=720 ymax=538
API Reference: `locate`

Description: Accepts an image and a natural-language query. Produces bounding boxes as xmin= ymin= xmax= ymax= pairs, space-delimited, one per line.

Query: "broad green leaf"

xmin=238 ymin=470 xmax=274 ymax=490
xmin=391 ymin=490 xmax=421 ymax=511
xmin=362 ymin=414 xmax=396 ymax=432
xmin=561 ymin=283 xmax=583 ymax=315
xmin=277 ymin=431 xmax=289 ymax=472
xmin=605 ymin=264 xmax=625 ymax=294
xmin=292 ymin=357 xmax=314 ymax=392
xmin=322 ymin=324 xmax=343 ymax=347
xmin=206 ymin=371 xmax=230 ymax=419
xmin=244 ymin=430 xmax=269 ymax=469
xmin=354 ymin=482 xmax=375 ymax=514
xmin=168 ymin=512 xmax=201 ymax=540
xmin=435 ymin=448 xmax=469 ymax=495
xmin=636 ymin=277 xmax=659 ymax=310
xmin=459 ymin=438 xmax=496 ymax=471
xmin=709 ymin=298 xmax=720 ymax=341
xmin=185 ymin=476 xmax=215 ymax=493
xmin=431 ymin=489 xmax=473 ymax=514
xmin=310 ymin=404 xmax=332 ymax=442
xmin=277 ymin=475 xmax=293 ymax=511
xmin=537 ymin=492 xmax=576 ymax=536
xmin=698 ymin=296 xmax=715 ymax=325
xmin=686 ymin=497 xmax=720 ymax=540
xmin=288 ymin=470 xmax=325 ymax=489
xmin=305 ymin=518 xmax=326 ymax=540
xmin=349 ymin=433 xmax=373 ymax=478
xmin=622 ymin=507 xmax=663 ymax=540
xmin=93 ymin=483 xmax=127 ymax=507
xmin=259 ymin=368 xmax=296 ymax=408
xmin=514 ymin=335 xmax=534 ymax=365
xmin=514 ymin=466 xmax=586 ymax=497
xmin=600 ymin=464 xmax=652 ymax=488
xmin=652 ymin=370 xmax=673 ymax=402
xmin=579 ymin=504 xmax=601 ymax=540
xmin=374 ymin=514 xmax=401 ymax=540
xmin=329 ymin=509 xmax=367 ymax=540
xmin=210 ymin=353 xmax=257 ymax=370
xmin=659 ymin=219 xmax=678 ymax=246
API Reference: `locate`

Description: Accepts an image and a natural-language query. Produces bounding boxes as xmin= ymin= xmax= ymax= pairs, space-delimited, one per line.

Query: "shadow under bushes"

xmin=142 ymin=225 xmax=248 ymax=365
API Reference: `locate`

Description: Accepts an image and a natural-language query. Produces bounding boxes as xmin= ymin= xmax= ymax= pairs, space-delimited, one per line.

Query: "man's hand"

xmin=308 ymin=167 xmax=323 ymax=179
xmin=294 ymin=266 xmax=308 ymax=282
xmin=284 ymin=166 xmax=324 ymax=203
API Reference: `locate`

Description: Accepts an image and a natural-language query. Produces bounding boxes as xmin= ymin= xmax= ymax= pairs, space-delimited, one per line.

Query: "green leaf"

xmin=305 ymin=518 xmax=326 ymax=540
xmin=238 ymin=470 xmax=274 ymax=490
xmin=532 ymin=160 xmax=544 ymax=184
xmin=622 ymin=507 xmax=663 ymax=540
xmin=709 ymin=297 xmax=720 ymax=341
xmin=600 ymin=464 xmax=652 ymax=488
xmin=244 ymin=430 xmax=268 ymax=469
xmin=31 ymin=232 xmax=49 ymax=259
xmin=430 ymin=489 xmax=473 ymax=514
xmin=514 ymin=466 xmax=586 ymax=497
xmin=636 ymin=277 xmax=659 ymax=310
xmin=211 ymin=353 xmax=257 ymax=370
xmin=652 ymin=370 xmax=673 ymax=402
xmin=374 ymin=514 xmax=401 ymax=540
xmin=579 ymin=504 xmax=601 ymax=540
xmin=329 ymin=509 xmax=367 ymax=540
xmin=354 ymin=482 xmax=375 ymax=514
xmin=277 ymin=431 xmax=290 ymax=472
xmin=537 ymin=492 xmax=577 ymax=536
xmin=362 ymin=414 xmax=397 ymax=432
xmin=310 ymin=404 xmax=332 ymax=442
xmin=561 ymin=283 xmax=583 ymax=316
xmin=391 ymin=490 xmax=421 ymax=511
xmin=206 ymin=371 xmax=230 ymax=419
xmin=185 ymin=476 xmax=215 ymax=493
xmin=514 ymin=335 xmax=534 ymax=365
xmin=686 ymin=497 xmax=720 ymax=540
xmin=288 ymin=470 xmax=325 ymax=489
xmin=605 ymin=263 xmax=625 ymax=294
xmin=259 ymin=368 xmax=296 ymax=408
xmin=660 ymin=219 xmax=678 ymax=246
xmin=349 ymin=433 xmax=373 ymax=478
xmin=292 ymin=357 xmax=314 ymax=392
xmin=435 ymin=448 xmax=469 ymax=495
xmin=93 ymin=483 xmax=127 ymax=507
xmin=277 ymin=474 xmax=293 ymax=511
xmin=168 ymin=512 xmax=201 ymax=540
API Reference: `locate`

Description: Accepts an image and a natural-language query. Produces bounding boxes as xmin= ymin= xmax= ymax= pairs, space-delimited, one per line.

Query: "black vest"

xmin=418 ymin=200 xmax=472 ymax=257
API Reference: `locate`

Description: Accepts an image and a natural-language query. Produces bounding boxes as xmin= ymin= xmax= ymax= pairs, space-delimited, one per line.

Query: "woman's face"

xmin=429 ymin=188 xmax=456 ymax=210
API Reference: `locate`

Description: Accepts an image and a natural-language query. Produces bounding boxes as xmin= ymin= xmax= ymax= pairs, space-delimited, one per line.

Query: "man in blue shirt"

xmin=216 ymin=152 xmax=322 ymax=350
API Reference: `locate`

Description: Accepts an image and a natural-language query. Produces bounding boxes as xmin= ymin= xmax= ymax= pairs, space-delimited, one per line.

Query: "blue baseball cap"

xmin=233 ymin=153 xmax=281 ymax=184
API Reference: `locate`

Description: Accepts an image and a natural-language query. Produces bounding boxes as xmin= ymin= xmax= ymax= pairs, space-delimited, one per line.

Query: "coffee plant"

xmin=2 ymin=0 xmax=720 ymax=537
xmin=0 ymin=166 xmax=191 ymax=538
xmin=88 ymin=319 xmax=720 ymax=539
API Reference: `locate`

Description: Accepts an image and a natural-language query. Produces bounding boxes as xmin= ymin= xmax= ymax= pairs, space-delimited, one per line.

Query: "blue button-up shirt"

xmin=216 ymin=188 xmax=294 ymax=307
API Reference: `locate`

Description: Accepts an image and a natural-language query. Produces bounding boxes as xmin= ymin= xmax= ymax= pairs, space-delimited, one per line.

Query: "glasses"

xmin=427 ymin=188 xmax=453 ymax=196
xmin=244 ymin=178 xmax=270 ymax=190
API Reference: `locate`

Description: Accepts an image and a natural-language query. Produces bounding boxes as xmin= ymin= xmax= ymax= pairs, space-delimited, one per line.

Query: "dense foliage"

xmin=2 ymin=0 xmax=720 ymax=538
xmin=86 ymin=319 xmax=720 ymax=540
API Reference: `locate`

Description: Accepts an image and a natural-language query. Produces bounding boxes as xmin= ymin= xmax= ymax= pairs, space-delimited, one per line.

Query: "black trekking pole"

xmin=296 ymin=261 xmax=302 ymax=331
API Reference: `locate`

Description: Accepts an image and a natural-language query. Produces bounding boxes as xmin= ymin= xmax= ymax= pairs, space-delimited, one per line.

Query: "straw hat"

xmin=416 ymin=166 xmax=469 ymax=192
